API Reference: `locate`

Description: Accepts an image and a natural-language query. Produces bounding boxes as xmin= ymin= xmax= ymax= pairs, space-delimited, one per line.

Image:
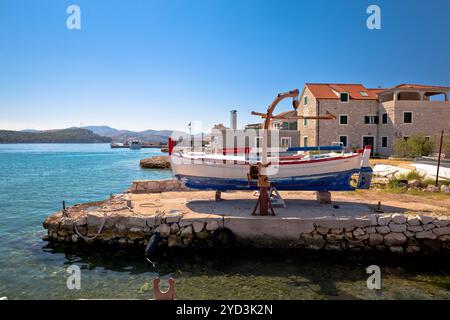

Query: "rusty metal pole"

xmin=436 ymin=130 xmax=444 ymax=187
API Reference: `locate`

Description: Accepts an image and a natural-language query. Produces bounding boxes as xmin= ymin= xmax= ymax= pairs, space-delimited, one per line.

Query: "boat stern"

xmin=357 ymin=146 xmax=373 ymax=189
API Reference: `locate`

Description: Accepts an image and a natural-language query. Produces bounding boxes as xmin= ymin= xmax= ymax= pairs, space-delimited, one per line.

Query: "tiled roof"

xmin=305 ymin=83 xmax=382 ymax=100
xmin=273 ymin=110 xmax=297 ymax=118
xmin=386 ymin=84 xmax=450 ymax=91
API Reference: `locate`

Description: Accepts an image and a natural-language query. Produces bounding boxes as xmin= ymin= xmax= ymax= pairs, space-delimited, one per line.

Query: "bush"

xmin=396 ymin=170 xmax=425 ymax=181
xmin=394 ymin=135 xmax=435 ymax=158
xmin=442 ymin=135 xmax=450 ymax=158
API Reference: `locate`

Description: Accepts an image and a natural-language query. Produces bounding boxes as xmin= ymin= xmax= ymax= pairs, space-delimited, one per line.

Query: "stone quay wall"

xmin=130 ymin=179 xmax=187 ymax=193
xmin=43 ymin=209 xmax=450 ymax=254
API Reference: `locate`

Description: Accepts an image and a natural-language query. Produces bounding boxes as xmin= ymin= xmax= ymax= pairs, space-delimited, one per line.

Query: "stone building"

xmin=298 ymin=83 xmax=450 ymax=156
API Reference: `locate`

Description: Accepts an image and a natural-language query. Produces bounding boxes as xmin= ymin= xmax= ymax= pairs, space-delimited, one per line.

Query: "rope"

xmin=74 ymin=212 xmax=107 ymax=241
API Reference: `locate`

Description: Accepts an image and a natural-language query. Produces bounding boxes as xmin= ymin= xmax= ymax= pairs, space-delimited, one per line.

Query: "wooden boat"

xmin=170 ymin=145 xmax=373 ymax=191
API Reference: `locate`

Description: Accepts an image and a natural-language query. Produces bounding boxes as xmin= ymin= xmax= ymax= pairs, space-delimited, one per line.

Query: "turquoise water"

xmin=0 ymin=144 xmax=449 ymax=300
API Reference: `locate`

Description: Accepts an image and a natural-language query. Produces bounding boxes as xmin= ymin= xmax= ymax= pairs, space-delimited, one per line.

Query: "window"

xmin=281 ymin=137 xmax=291 ymax=148
xmin=360 ymin=91 xmax=368 ymax=97
xmin=303 ymin=136 xmax=308 ymax=147
xmin=403 ymin=112 xmax=413 ymax=124
xmin=255 ymin=136 xmax=263 ymax=148
xmin=425 ymin=136 xmax=431 ymax=141
xmin=339 ymin=135 xmax=348 ymax=147
xmin=364 ymin=115 xmax=379 ymax=124
xmin=382 ymin=136 xmax=388 ymax=148
xmin=288 ymin=122 xmax=297 ymax=130
xmin=403 ymin=136 xmax=409 ymax=141
xmin=303 ymin=118 xmax=308 ymax=127
xmin=340 ymin=92 xmax=349 ymax=102
xmin=339 ymin=114 xmax=348 ymax=125
xmin=382 ymin=113 xmax=388 ymax=124
xmin=304 ymin=96 xmax=308 ymax=105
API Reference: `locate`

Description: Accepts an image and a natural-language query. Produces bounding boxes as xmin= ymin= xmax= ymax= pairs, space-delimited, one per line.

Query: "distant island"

xmin=0 ymin=128 xmax=112 ymax=143
xmin=0 ymin=126 xmax=175 ymax=144
xmin=83 ymin=126 xmax=172 ymax=144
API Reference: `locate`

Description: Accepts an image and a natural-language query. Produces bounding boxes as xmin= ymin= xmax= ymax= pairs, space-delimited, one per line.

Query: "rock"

xmin=128 ymin=216 xmax=147 ymax=228
xmin=423 ymin=224 xmax=435 ymax=231
xmin=389 ymin=246 xmax=404 ymax=254
xmin=330 ymin=228 xmax=343 ymax=234
xmin=170 ymin=223 xmax=180 ymax=234
xmin=71 ymin=234 xmax=79 ymax=242
xmin=391 ymin=213 xmax=407 ymax=224
xmin=416 ymin=231 xmax=437 ymax=239
xmin=369 ymin=233 xmax=384 ymax=246
xmin=205 ymin=221 xmax=219 ymax=231
xmin=426 ymin=185 xmax=439 ymax=193
xmin=433 ymin=226 xmax=450 ymax=236
xmin=60 ymin=217 xmax=75 ymax=231
xmin=439 ymin=235 xmax=450 ymax=241
xmin=324 ymin=243 xmax=341 ymax=250
xmin=326 ymin=233 xmax=343 ymax=242
xmin=195 ymin=231 xmax=210 ymax=239
xmin=302 ymin=234 xmax=325 ymax=249
xmin=384 ymin=232 xmax=407 ymax=246
xmin=182 ymin=237 xmax=193 ymax=245
xmin=376 ymin=226 xmax=390 ymax=234
xmin=344 ymin=232 xmax=354 ymax=239
xmin=407 ymin=216 xmax=421 ymax=226
xmin=180 ymin=225 xmax=193 ymax=238
xmin=418 ymin=215 xmax=434 ymax=225
xmin=407 ymin=225 xmax=424 ymax=232
xmin=389 ymin=223 xmax=407 ymax=233
xmin=157 ymin=224 xmax=171 ymax=237
xmin=192 ymin=222 xmax=205 ymax=233
xmin=118 ymin=238 xmax=127 ymax=246
xmin=365 ymin=227 xmax=376 ymax=234
xmin=164 ymin=212 xmax=183 ymax=224
xmin=139 ymin=156 xmax=171 ymax=169
xmin=42 ymin=234 xmax=50 ymax=241
xmin=403 ymin=231 xmax=414 ymax=237
xmin=145 ymin=215 xmax=161 ymax=228
xmin=368 ymin=214 xmax=378 ymax=226
xmin=408 ymin=179 xmax=421 ymax=188
xmin=440 ymin=184 xmax=450 ymax=194
xmin=128 ymin=227 xmax=145 ymax=240
xmin=168 ymin=235 xmax=182 ymax=247
xmin=378 ymin=215 xmax=392 ymax=226
xmin=352 ymin=228 xmax=365 ymax=237
xmin=434 ymin=218 xmax=450 ymax=227
xmin=406 ymin=246 xmax=420 ymax=253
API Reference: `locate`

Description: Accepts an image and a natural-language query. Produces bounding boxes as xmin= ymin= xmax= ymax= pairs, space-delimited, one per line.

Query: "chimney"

xmin=230 ymin=110 xmax=237 ymax=130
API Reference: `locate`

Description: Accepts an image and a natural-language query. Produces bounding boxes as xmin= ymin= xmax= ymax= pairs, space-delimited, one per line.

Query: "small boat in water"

xmin=129 ymin=140 xmax=141 ymax=150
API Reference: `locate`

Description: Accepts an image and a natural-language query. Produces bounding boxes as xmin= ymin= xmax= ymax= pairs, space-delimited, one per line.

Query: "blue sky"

xmin=0 ymin=0 xmax=449 ymax=132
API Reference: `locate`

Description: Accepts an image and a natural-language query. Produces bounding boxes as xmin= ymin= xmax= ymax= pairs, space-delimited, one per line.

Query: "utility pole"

xmin=435 ymin=130 xmax=444 ymax=187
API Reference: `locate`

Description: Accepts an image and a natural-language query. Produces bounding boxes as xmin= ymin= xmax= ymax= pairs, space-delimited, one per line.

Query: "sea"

xmin=0 ymin=143 xmax=449 ymax=299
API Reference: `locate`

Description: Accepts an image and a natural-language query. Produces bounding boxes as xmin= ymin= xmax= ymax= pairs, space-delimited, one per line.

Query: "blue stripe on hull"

xmin=176 ymin=169 xmax=363 ymax=191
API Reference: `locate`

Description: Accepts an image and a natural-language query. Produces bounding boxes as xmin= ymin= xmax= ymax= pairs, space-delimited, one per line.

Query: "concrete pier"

xmin=42 ymin=179 xmax=450 ymax=254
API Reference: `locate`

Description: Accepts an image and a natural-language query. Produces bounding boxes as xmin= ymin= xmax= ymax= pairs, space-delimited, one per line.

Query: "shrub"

xmin=396 ymin=170 xmax=425 ymax=181
xmin=394 ymin=135 xmax=435 ymax=158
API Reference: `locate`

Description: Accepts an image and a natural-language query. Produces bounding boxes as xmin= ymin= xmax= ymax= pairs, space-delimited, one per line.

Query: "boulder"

xmin=139 ymin=156 xmax=171 ymax=169
xmin=434 ymin=218 xmax=450 ymax=227
xmin=180 ymin=225 xmax=193 ymax=238
xmin=369 ymin=233 xmax=384 ymax=246
xmin=384 ymin=232 xmax=407 ymax=246
xmin=376 ymin=226 xmax=390 ymax=234
xmin=416 ymin=231 xmax=437 ymax=239
xmin=432 ymin=226 xmax=450 ymax=236
xmin=407 ymin=216 xmax=421 ymax=226
xmin=128 ymin=227 xmax=145 ymax=240
xmin=440 ymin=184 xmax=450 ymax=194
xmin=418 ymin=215 xmax=434 ymax=225
xmin=405 ymin=246 xmax=420 ymax=253
xmin=389 ymin=246 xmax=404 ymax=254
xmin=426 ymin=185 xmax=439 ymax=193
xmin=326 ymin=234 xmax=344 ymax=242
xmin=192 ymin=222 xmax=205 ymax=233
xmin=391 ymin=213 xmax=407 ymax=224
xmin=423 ymin=224 xmax=435 ymax=231
xmin=378 ymin=215 xmax=392 ymax=226
xmin=407 ymin=225 xmax=424 ymax=232
xmin=195 ymin=231 xmax=210 ymax=239
xmin=389 ymin=223 xmax=407 ymax=233
xmin=170 ymin=223 xmax=180 ymax=234
xmin=168 ymin=235 xmax=182 ymax=247
xmin=365 ymin=227 xmax=376 ymax=234
xmin=206 ymin=221 xmax=219 ymax=231
xmin=408 ymin=179 xmax=421 ymax=188
xmin=164 ymin=211 xmax=183 ymax=224
xmin=352 ymin=228 xmax=365 ymax=237
xmin=157 ymin=224 xmax=171 ymax=237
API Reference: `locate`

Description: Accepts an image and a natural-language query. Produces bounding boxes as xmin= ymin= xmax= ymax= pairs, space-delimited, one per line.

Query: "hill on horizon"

xmin=83 ymin=125 xmax=173 ymax=144
xmin=0 ymin=128 xmax=112 ymax=143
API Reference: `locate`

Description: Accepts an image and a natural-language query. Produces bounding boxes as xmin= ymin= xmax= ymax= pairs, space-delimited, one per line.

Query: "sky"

xmin=0 ymin=0 xmax=449 ymax=133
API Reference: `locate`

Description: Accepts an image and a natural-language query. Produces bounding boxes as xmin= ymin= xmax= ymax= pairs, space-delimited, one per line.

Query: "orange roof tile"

xmin=305 ymin=83 xmax=382 ymax=100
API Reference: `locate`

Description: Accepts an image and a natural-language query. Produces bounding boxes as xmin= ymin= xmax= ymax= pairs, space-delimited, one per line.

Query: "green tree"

xmin=394 ymin=134 xmax=435 ymax=158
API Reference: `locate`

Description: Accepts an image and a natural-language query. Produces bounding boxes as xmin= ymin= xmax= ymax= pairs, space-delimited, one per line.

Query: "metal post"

xmin=436 ymin=130 xmax=444 ymax=187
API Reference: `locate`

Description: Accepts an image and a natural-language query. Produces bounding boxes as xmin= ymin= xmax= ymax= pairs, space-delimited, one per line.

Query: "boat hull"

xmin=171 ymin=152 xmax=371 ymax=191
xmin=176 ymin=169 xmax=359 ymax=191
